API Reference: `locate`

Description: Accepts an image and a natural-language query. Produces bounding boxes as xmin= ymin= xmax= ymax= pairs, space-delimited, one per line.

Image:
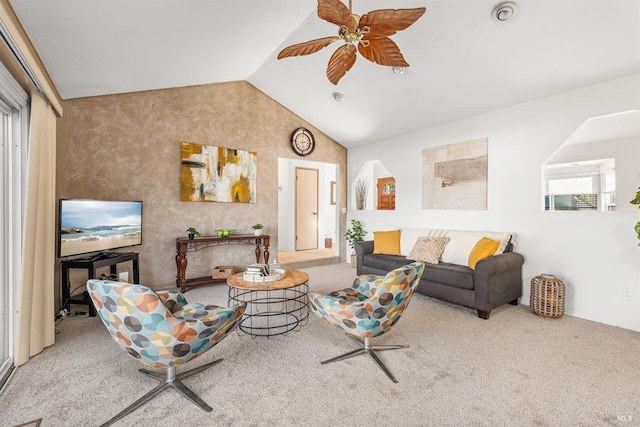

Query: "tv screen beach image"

xmin=59 ymin=200 xmax=142 ymax=257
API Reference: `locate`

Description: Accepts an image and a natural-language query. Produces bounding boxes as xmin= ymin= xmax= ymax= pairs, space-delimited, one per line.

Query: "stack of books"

xmin=244 ymin=263 xmax=269 ymax=278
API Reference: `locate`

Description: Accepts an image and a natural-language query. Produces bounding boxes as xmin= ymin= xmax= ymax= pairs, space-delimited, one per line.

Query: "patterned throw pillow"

xmin=407 ymin=237 xmax=450 ymax=264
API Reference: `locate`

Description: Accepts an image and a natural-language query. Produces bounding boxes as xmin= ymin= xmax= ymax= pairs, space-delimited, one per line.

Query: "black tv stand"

xmin=103 ymin=251 xmax=123 ymax=259
xmin=78 ymin=251 xmax=123 ymax=262
xmin=61 ymin=252 xmax=139 ymax=316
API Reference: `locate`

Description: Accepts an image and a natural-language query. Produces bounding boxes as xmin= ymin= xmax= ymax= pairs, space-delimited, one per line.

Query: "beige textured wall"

xmin=60 ymin=81 xmax=347 ymax=289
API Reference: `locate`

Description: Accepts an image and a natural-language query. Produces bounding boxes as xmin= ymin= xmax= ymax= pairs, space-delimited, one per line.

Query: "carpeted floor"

xmin=13 ymin=420 xmax=41 ymax=427
xmin=2 ymin=263 xmax=639 ymax=427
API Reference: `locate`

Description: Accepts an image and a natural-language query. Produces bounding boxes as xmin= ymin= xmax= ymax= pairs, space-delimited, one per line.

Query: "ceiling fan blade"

xmin=358 ymin=37 xmax=409 ymax=67
xmin=318 ymin=0 xmax=357 ymax=32
xmin=326 ymin=44 xmax=357 ymax=85
xmin=359 ymin=7 xmax=426 ymax=37
xmin=278 ymin=36 xmax=340 ymax=59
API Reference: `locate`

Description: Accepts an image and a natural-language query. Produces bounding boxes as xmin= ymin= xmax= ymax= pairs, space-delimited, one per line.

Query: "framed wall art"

xmin=181 ymin=141 xmax=257 ymax=203
xmin=422 ymin=138 xmax=488 ymax=210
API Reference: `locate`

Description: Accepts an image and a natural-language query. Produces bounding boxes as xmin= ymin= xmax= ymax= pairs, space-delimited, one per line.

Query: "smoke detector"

xmin=492 ymin=2 xmax=518 ymax=22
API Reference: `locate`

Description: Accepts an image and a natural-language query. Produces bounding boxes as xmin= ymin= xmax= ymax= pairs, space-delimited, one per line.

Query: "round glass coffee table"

xmin=227 ymin=269 xmax=309 ymax=337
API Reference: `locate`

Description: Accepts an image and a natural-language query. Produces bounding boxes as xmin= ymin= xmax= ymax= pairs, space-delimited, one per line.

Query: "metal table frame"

xmin=227 ymin=270 xmax=309 ymax=338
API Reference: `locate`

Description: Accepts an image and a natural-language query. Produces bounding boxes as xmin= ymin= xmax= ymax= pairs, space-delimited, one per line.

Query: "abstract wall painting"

xmin=422 ymin=138 xmax=488 ymax=210
xmin=181 ymin=141 xmax=257 ymax=203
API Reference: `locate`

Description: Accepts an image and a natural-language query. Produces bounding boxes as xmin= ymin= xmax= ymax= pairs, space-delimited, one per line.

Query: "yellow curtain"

xmin=15 ymin=91 xmax=57 ymax=366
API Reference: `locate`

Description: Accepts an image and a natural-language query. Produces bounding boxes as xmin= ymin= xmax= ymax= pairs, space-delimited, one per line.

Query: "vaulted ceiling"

xmin=9 ymin=0 xmax=640 ymax=148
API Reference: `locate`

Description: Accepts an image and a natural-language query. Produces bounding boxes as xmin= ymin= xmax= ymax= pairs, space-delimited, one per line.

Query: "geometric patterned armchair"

xmin=86 ymin=279 xmax=246 ymax=426
xmin=308 ymin=262 xmax=425 ymax=383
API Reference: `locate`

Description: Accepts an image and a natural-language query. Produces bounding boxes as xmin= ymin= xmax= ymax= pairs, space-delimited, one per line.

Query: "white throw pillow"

xmin=440 ymin=231 xmax=512 ymax=265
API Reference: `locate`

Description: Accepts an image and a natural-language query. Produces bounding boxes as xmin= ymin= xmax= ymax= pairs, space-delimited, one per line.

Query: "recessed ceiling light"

xmin=492 ymin=2 xmax=518 ymax=22
xmin=392 ymin=66 xmax=405 ymax=75
xmin=332 ymin=92 xmax=345 ymax=102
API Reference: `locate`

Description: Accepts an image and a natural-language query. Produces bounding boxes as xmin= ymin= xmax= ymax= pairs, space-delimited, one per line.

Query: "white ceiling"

xmin=9 ymin=0 xmax=640 ymax=148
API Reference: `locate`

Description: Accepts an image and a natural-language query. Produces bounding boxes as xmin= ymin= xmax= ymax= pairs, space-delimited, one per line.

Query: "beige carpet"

xmin=13 ymin=420 xmax=41 ymax=427
xmin=2 ymin=263 xmax=639 ymax=427
xmin=278 ymin=248 xmax=336 ymax=264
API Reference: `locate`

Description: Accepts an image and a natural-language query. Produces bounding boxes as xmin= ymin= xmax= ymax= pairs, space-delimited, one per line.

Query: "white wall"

xmin=347 ymin=74 xmax=640 ymax=331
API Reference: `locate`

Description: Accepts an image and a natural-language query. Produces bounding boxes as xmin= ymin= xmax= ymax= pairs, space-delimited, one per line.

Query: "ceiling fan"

xmin=278 ymin=0 xmax=426 ymax=85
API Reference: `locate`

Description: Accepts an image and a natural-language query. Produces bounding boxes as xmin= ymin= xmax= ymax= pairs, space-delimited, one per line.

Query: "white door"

xmin=0 ymin=101 xmax=9 ymax=386
xmin=295 ymin=167 xmax=318 ymax=251
xmin=0 ymin=62 xmax=29 ymax=390
xmin=0 ymin=97 xmax=14 ymax=389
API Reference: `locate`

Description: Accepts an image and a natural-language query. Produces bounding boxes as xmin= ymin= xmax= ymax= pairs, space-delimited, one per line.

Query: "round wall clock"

xmin=290 ymin=127 xmax=316 ymax=157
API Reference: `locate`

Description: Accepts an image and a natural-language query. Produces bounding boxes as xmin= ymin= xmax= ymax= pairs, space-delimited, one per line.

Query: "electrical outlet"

xmin=623 ymin=288 xmax=634 ymax=301
xmin=195 ymin=257 xmax=201 ymax=266
xmin=118 ymin=271 xmax=129 ymax=282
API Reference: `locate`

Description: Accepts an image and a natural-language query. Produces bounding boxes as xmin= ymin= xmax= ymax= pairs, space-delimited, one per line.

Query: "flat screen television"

xmin=58 ymin=199 xmax=142 ymax=258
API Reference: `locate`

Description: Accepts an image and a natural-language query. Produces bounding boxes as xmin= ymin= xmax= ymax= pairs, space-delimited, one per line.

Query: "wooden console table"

xmin=175 ymin=234 xmax=270 ymax=292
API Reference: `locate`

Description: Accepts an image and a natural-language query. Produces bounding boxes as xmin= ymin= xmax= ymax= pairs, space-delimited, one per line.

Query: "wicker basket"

xmin=212 ymin=265 xmax=235 ymax=279
xmin=530 ymin=274 xmax=565 ymax=318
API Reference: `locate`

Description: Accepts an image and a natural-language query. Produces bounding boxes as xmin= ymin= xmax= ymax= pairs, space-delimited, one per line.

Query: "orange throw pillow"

xmin=468 ymin=237 xmax=500 ymax=269
xmin=373 ymin=230 xmax=401 ymax=255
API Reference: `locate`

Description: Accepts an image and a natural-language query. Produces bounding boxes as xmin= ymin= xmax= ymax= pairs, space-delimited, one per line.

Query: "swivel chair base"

xmin=321 ymin=335 xmax=407 ymax=383
xmin=99 ymin=358 xmax=222 ymax=427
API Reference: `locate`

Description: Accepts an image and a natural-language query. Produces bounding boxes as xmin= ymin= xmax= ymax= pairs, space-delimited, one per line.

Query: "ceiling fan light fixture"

xmin=277 ymin=0 xmax=427 ymax=85
xmin=332 ymin=92 xmax=345 ymax=102
xmin=492 ymin=2 xmax=518 ymax=22
xmin=392 ymin=66 xmax=405 ymax=75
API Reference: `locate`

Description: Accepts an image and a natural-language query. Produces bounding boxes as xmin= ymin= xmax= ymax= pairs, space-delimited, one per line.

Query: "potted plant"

xmin=630 ymin=186 xmax=640 ymax=246
xmin=186 ymin=227 xmax=202 ymax=239
xmin=345 ymin=219 xmax=366 ymax=267
xmin=252 ymin=223 xmax=264 ymax=236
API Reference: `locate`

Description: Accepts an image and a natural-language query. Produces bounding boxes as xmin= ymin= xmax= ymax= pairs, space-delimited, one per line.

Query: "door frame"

xmin=295 ymin=167 xmax=319 ymax=251
xmin=277 ymin=158 xmax=339 ymax=254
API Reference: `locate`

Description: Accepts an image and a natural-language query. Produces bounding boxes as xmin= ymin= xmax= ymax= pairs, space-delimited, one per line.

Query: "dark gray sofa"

xmin=355 ymin=240 xmax=524 ymax=319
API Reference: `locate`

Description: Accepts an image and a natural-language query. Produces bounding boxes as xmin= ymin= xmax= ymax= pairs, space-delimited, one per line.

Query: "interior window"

xmin=544 ymin=160 xmax=614 ymax=211
xmin=351 ymin=159 xmax=395 ymax=210
xmin=542 ymin=110 xmax=639 ymax=213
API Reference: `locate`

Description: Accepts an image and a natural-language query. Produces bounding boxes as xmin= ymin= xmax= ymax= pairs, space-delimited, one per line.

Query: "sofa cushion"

xmin=468 ymin=237 xmax=500 ymax=269
xmin=373 ymin=229 xmax=401 ymax=255
xmin=400 ymin=228 xmax=512 ymax=260
xmin=407 ymin=237 xmax=450 ymax=264
xmin=362 ymin=252 xmax=475 ymax=291
xmin=362 ymin=253 xmax=408 ymax=273
xmin=422 ymin=262 xmax=475 ymax=290
xmin=440 ymin=231 xmax=512 ymax=265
